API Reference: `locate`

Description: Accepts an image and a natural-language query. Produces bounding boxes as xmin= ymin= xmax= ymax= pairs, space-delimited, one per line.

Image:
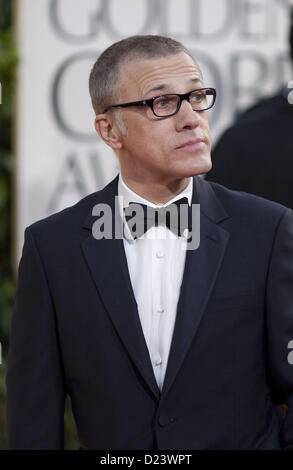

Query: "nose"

xmin=175 ymin=98 xmax=200 ymax=131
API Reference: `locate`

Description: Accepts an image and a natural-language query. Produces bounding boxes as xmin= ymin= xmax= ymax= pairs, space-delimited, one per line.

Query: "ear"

xmin=94 ymin=114 xmax=122 ymax=150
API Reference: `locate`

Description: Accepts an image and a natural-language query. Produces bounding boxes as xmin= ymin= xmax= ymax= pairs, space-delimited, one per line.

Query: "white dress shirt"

xmin=117 ymin=173 xmax=193 ymax=391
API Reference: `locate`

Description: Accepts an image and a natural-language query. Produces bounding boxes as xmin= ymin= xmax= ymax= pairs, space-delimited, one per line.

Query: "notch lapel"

xmin=81 ymin=176 xmax=160 ymax=400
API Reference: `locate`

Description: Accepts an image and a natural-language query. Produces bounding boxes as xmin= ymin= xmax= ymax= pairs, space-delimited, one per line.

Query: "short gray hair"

xmin=89 ymin=35 xmax=196 ymax=115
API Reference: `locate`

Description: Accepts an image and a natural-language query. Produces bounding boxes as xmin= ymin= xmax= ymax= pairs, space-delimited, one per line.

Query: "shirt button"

xmin=155 ymin=357 xmax=162 ymax=366
xmin=157 ymin=305 xmax=164 ymax=313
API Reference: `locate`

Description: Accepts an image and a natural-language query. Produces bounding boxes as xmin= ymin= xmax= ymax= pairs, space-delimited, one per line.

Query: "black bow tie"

xmin=123 ymin=197 xmax=191 ymax=239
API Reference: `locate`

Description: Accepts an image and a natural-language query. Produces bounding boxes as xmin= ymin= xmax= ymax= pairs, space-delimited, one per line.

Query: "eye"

xmin=190 ymin=91 xmax=206 ymax=103
xmin=155 ymin=97 xmax=172 ymax=108
xmin=152 ymin=95 xmax=179 ymax=116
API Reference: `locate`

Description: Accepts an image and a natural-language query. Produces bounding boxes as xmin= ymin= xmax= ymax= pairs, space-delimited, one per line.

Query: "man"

xmin=6 ymin=35 xmax=293 ymax=450
xmin=206 ymin=7 xmax=293 ymax=209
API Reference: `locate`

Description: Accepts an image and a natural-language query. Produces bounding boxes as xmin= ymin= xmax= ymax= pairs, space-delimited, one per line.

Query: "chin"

xmin=185 ymin=157 xmax=212 ymax=177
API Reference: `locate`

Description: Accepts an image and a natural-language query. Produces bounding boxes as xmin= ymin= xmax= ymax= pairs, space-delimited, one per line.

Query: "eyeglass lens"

xmin=153 ymin=89 xmax=214 ymax=116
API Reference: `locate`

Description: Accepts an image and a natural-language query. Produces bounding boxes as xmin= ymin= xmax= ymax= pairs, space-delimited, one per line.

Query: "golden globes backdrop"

xmin=15 ymin=0 xmax=292 ymax=261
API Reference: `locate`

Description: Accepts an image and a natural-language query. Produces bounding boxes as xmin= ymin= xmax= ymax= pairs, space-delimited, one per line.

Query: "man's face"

xmin=111 ymin=52 xmax=212 ymax=183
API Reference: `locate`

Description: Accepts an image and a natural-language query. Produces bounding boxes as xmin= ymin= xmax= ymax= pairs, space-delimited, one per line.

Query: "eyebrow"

xmin=145 ymin=78 xmax=203 ymax=97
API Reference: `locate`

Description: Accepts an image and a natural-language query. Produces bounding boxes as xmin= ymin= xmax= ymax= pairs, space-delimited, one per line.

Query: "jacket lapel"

xmin=161 ymin=177 xmax=230 ymax=398
xmin=81 ymin=175 xmax=160 ymax=400
xmin=81 ymin=174 xmax=230 ymax=401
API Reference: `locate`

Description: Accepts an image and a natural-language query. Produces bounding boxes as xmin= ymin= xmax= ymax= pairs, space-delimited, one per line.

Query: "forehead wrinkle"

xmin=118 ymin=54 xmax=203 ymax=101
xmin=146 ymin=77 xmax=202 ymax=96
xmin=139 ymin=67 xmax=203 ymax=98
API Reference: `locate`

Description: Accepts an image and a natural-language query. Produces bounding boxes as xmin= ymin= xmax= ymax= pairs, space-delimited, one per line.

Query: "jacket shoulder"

xmin=27 ymin=175 xmax=118 ymax=239
xmin=28 ymin=192 xmax=99 ymax=234
xmin=205 ymin=179 xmax=291 ymax=221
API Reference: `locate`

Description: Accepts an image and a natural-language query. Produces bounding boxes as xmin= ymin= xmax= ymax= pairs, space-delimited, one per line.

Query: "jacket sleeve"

xmin=6 ymin=227 xmax=66 ymax=449
xmin=266 ymin=208 xmax=293 ymax=450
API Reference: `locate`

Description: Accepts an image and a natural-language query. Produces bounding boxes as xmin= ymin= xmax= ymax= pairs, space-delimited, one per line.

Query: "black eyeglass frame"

xmin=103 ymin=87 xmax=217 ymax=117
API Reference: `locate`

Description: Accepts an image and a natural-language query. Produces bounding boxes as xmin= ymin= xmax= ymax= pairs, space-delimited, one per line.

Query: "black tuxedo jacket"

xmin=6 ymin=175 xmax=293 ymax=450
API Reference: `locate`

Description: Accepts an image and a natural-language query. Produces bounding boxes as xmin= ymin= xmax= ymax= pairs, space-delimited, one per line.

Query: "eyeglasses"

xmin=103 ymin=87 xmax=216 ymax=117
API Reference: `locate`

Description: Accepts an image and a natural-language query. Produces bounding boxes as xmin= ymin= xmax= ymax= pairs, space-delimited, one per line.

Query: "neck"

xmin=120 ymin=173 xmax=191 ymax=205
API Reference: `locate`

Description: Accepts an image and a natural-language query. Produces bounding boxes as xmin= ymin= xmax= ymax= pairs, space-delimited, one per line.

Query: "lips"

xmin=175 ymin=138 xmax=207 ymax=150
